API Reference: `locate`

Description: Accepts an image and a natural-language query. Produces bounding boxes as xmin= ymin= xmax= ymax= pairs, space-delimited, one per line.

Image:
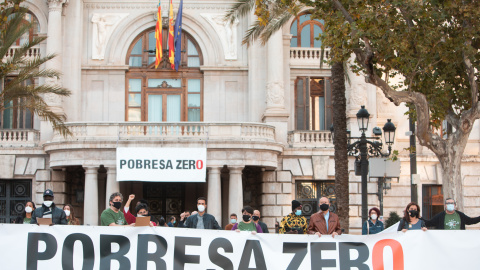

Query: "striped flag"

xmin=168 ymin=0 xmax=174 ymax=70
xmin=173 ymin=0 xmax=183 ymax=71
xmin=154 ymin=0 xmax=162 ymax=69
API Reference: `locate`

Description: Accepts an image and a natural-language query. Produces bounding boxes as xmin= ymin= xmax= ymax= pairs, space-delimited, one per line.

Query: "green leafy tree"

xmin=0 ymin=0 xmax=71 ymax=136
xmin=385 ymin=211 xmax=401 ymax=229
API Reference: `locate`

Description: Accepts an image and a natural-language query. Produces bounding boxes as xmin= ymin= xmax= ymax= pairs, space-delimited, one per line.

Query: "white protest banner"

xmin=2 ymin=224 xmax=480 ymax=269
xmin=116 ymin=147 xmax=206 ymax=182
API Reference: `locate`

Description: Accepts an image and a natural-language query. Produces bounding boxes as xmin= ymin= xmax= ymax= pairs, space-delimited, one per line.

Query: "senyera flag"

xmin=168 ymin=0 xmax=174 ymax=70
xmin=173 ymin=0 xmax=183 ymax=71
xmin=154 ymin=0 xmax=162 ymax=68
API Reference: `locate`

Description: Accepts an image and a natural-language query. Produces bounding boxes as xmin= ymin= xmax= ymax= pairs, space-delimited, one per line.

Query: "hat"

xmin=43 ymin=189 xmax=54 ymax=197
xmin=292 ymin=200 xmax=302 ymax=211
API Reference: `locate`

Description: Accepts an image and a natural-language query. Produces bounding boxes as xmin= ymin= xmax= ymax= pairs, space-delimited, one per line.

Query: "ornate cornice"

xmin=47 ymin=0 xmax=67 ymax=11
xmin=84 ymin=2 xmax=231 ymax=10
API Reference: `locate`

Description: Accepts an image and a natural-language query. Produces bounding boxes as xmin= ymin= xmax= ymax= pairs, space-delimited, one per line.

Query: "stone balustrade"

xmin=0 ymin=129 xmax=40 ymax=147
xmin=290 ymin=47 xmax=330 ymax=69
xmin=3 ymin=46 xmax=40 ymax=62
xmin=287 ymin=130 xmax=333 ymax=148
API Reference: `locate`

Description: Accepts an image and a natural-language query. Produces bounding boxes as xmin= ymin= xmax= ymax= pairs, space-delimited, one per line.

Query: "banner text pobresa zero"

xmin=119 ymin=159 xmax=204 ymax=170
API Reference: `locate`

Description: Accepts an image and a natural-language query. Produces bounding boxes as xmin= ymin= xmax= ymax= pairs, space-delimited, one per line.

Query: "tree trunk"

xmin=331 ymin=61 xmax=349 ymax=232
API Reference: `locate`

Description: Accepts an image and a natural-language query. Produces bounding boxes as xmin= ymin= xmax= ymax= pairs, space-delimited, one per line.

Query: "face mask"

xmin=230 ymin=219 xmax=237 ymax=224
xmin=320 ymin=203 xmax=329 ymax=211
xmin=242 ymin=215 xmax=251 ymax=222
xmin=137 ymin=214 xmax=144 ymax=217
xmin=112 ymin=201 xmax=122 ymax=210
xmin=371 ymin=214 xmax=377 ymax=220
xmin=197 ymin=205 xmax=205 ymax=212
xmin=446 ymin=204 xmax=455 ymax=212
xmin=409 ymin=210 xmax=418 ymax=217
xmin=25 ymin=207 xmax=33 ymax=213
xmin=295 ymin=210 xmax=302 ymax=216
xmin=173 ymin=220 xmax=176 ymax=224
xmin=252 ymin=216 xmax=260 ymax=221
xmin=64 ymin=210 xmax=70 ymax=217
xmin=43 ymin=201 xmax=53 ymax=207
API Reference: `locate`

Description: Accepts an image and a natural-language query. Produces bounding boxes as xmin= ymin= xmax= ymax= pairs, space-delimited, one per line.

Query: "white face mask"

xmin=197 ymin=205 xmax=205 ymax=212
xmin=64 ymin=210 xmax=70 ymax=217
xmin=371 ymin=214 xmax=378 ymax=220
xmin=25 ymin=206 xmax=33 ymax=213
xmin=43 ymin=201 xmax=53 ymax=207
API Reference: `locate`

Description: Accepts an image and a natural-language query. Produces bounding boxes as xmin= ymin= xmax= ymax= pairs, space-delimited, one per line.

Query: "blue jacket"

xmin=362 ymin=219 xmax=384 ymax=235
xmin=183 ymin=213 xmax=220 ymax=229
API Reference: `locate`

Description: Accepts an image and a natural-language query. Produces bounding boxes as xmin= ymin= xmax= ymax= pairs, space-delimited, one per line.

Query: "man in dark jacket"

xmin=253 ymin=209 xmax=269 ymax=233
xmin=183 ymin=197 xmax=220 ymax=229
xmin=31 ymin=189 xmax=67 ymax=225
xmin=423 ymin=198 xmax=480 ymax=230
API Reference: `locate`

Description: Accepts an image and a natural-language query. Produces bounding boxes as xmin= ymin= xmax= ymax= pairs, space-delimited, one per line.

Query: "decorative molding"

xmin=266 ymin=81 xmax=285 ymax=108
xmin=84 ymin=2 xmax=232 ymax=10
xmin=91 ymin=13 xmax=129 ymax=60
xmin=201 ymin=13 xmax=238 ymax=60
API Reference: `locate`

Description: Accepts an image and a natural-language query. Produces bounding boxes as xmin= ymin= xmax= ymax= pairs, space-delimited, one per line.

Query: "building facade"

xmin=1 ymin=0 xmax=480 ymax=233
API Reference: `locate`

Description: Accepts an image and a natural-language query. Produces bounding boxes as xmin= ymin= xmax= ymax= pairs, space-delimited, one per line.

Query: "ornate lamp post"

xmin=331 ymin=106 xmax=396 ymax=223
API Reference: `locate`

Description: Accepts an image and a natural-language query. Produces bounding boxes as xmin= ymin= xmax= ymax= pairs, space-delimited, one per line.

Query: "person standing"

xmin=232 ymin=206 xmax=262 ymax=233
xmin=22 ymin=201 xmax=36 ymax=224
xmin=279 ymin=200 xmax=308 ymax=234
xmin=362 ymin=207 xmax=384 ymax=235
xmin=178 ymin=211 xmax=191 ymax=227
xmin=122 ymin=194 xmax=149 ymax=225
xmin=183 ymin=197 xmax=221 ymax=229
xmin=225 ymin=213 xmax=237 ymax=230
xmin=31 ymin=189 xmax=67 ymax=225
xmin=422 ymin=198 xmax=480 ymax=230
xmin=63 ymin=204 xmax=80 ymax=225
xmin=398 ymin=202 xmax=427 ymax=232
xmin=308 ymin=197 xmax=341 ymax=237
xmin=101 ymin=192 xmax=132 ymax=226
xmin=253 ymin=210 xmax=269 ymax=233
xmin=167 ymin=216 xmax=176 ymax=227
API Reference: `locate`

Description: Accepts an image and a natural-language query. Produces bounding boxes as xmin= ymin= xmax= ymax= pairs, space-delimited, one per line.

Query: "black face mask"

xmin=112 ymin=201 xmax=122 ymax=210
xmin=252 ymin=216 xmax=260 ymax=221
xmin=242 ymin=215 xmax=251 ymax=222
xmin=320 ymin=203 xmax=329 ymax=211
xmin=409 ymin=210 xmax=418 ymax=217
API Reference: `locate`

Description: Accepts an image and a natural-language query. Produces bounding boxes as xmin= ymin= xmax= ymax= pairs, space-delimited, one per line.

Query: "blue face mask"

xmin=295 ymin=210 xmax=302 ymax=216
xmin=230 ymin=219 xmax=237 ymax=224
xmin=173 ymin=220 xmax=176 ymax=224
xmin=446 ymin=204 xmax=455 ymax=212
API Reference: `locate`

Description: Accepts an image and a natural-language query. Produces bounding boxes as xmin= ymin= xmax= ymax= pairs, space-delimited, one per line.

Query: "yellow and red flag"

xmin=154 ymin=0 xmax=162 ymax=69
xmin=168 ymin=0 xmax=175 ymax=70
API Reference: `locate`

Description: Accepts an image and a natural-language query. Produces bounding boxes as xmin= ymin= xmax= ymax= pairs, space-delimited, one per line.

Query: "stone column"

xmin=105 ymin=167 xmax=119 ymax=208
xmin=207 ymin=167 xmax=222 ymax=227
xmin=83 ymin=167 xmax=99 ymax=225
xmin=228 ymin=167 xmax=243 ymax=217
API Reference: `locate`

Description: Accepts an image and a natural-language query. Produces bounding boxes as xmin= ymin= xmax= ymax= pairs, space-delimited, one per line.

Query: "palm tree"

xmin=0 ymin=1 xmax=71 ymax=136
xmin=226 ymin=0 xmax=350 ymax=232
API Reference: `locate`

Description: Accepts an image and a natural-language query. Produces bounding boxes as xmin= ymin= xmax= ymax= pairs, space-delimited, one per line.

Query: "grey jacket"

xmin=183 ymin=213 xmax=220 ymax=229
xmin=30 ymin=203 xmax=67 ymax=225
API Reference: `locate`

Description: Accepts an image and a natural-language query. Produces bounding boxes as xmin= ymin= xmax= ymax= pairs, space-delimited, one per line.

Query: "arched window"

xmin=290 ymin=12 xmax=324 ymax=48
xmin=125 ymin=28 xmax=203 ymax=122
xmin=12 ymin=12 xmax=40 ymax=46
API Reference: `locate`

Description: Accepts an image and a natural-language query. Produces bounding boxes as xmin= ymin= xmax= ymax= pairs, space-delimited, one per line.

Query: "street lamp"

xmin=331 ymin=106 xmax=396 ymax=224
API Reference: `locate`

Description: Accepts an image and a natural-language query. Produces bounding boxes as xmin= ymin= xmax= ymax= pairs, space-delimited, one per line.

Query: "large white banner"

xmin=1 ymin=224 xmax=480 ymax=269
xmin=116 ymin=147 xmax=206 ymax=182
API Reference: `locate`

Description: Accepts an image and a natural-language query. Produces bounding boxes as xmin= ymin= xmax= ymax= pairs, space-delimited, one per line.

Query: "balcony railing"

xmin=290 ymin=47 xmax=330 ymax=69
xmin=288 ymin=130 xmax=333 ymax=148
xmin=0 ymin=129 xmax=40 ymax=147
xmin=51 ymin=122 xmax=276 ymax=143
xmin=3 ymin=46 xmax=40 ymax=62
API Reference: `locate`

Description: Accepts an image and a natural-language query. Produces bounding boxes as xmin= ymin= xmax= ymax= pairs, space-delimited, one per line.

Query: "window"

xmin=0 ymin=179 xmax=32 ymax=223
xmin=422 ymin=185 xmax=443 ymax=219
xmin=0 ymin=77 xmax=34 ymax=129
xmin=296 ymin=180 xmax=336 ymax=220
xmin=125 ymin=28 xmax=203 ymax=122
xmin=290 ymin=12 xmax=324 ymax=48
xmin=295 ymin=77 xmax=332 ymax=130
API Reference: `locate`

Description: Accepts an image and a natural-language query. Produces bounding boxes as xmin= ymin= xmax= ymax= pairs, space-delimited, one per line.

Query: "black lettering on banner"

xmin=136 ymin=159 xmax=142 ymax=169
xmin=120 ymin=160 xmax=126 ymax=169
xmin=238 ymin=240 xmax=267 ymax=270
xmin=62 ymin=233 xmax=95 ymax=270
xmin=144 ymin=160 xmax=151 ymax=169
xmin=176 ymin=160 xmax=182 ymax=169
xmin=166 ymin=160 xmax=173 ymax=169
xmin=310 ymin=242 xmax=336 ymax=269
xmin=137 ymin=234 xmax=168 ymax=270
xmin=174 ymin=236 xmax=201 ymax=270
xmin=99 ymin=235 xmax=131 ymax=270
xmin=152 ymin=160 xmax=158 ymax=169
xmin=283 ymin=242 xmax=308 ymax=270
xmin=26 ymin=233 xmax=58 ymax=270
xmin=128 ymin=160 xmax=134 ymax=169
xmin=339 ymin=242 xmax=369 ymax=270
xmin=208 ymin=238 xmax=234 ymax=270
xmin=189 ymin=160 xmax=195 ymax=169
xmin=182 ymin=160 xmax=188 ymax=169
xmin=160 ymin=160 xmax=165 ymax=169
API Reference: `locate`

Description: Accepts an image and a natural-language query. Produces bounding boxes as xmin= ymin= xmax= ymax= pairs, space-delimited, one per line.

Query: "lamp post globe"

xmin=356 ymin=105 xmax=370 ymax=132
xmin=383 ymin=119 xmax=396 ymax=145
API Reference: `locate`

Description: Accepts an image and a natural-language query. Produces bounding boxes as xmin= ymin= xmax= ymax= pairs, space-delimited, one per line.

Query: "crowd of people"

xmin=15 ymin=189 xmax=480 ymax=236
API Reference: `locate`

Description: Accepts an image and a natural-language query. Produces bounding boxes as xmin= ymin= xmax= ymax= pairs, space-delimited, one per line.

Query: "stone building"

xmin=1 ymin=0 xmax=480 ymax=233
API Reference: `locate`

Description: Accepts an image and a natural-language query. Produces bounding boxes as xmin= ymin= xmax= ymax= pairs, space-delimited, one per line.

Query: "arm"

xmin=30 ymin=209 xmax=38 ymax=224
xmin=124 ymin=194 xmax=135 ymax=212
xmin=122 ymin=208 xmax=136 ymax=225
xmin=459 ymin=212 xmax=480 ymax=225
xmin=422 ymin=212 xmax=441 ymax=228
xmin=279 ymin=217 xmax=288 ymax=234
xmin=256 ymin=223 xmax=263 ymax=233
xmin=397 ymin=219 xmax=404 ymax=231
xmin=262 ymin=223 xmax=269 ymax=233
xmin=59 ymin=210 xmax=68 ymax=225
xmin=212 ymin=217 xmax=221 ymax=230
xmin=231 ymin=223 xmax=238 ymax=230
xmin=334 ymin=218 xmax=342 ymax=235
xmin=307 ymin=216 xmax=317 ymax=234
xmin=362 ymin=221 xmax=368 ymax=235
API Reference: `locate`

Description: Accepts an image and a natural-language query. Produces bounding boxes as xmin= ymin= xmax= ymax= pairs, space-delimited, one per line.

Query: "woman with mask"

xmin=22 ymin=201 xmax=36 ymax=224
xmin=362 ymin=207 xmax=384 ymax=235
xmin=232 ymin=206 xmax=263 ymax=233
xmin=63 ymin=204 xmax=80 ymax=225
xmin=398 ymin=202 xmax=427 ymax=232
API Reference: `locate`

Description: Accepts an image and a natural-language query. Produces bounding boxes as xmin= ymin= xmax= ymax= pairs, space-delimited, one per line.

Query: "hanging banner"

xmin=116 ymin=147 xmax=206 ymax=182
xmin=2 ymin=224 xmax=480 ymax=269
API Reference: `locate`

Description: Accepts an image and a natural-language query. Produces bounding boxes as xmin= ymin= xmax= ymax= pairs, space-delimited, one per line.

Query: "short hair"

xmin=169 ymin=216 xmax=175 ymax=222
xmin=241 ymin=206 xmax=254 ymax=215
xmin=445 ymin=198 xmax=456 ymax=204
xmin=185 ymin=210 xmax=191 ymax=214
xmin=158 ymin=216 xmax=166 ymax=226
xmin=230 ymin=213 xmax=237 ymax=218
xmin=369 ymin=207 xmax=381 ymax=217
xmin=109 ymin=192 xmax=123 ymax=202
xmin=197 ymin=197 xmax=207 ymax=204
xmin=139 ymin=199 xmax=148 ymax=205
xmin=135 ymin=203 xmax=148 ymax=214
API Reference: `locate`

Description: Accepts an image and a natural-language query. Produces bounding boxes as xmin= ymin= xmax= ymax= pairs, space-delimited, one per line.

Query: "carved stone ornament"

xmin=201 ymin=13 xmax=238 ymax=60
xmin=47 ymin=0 xmax=66 ymax=12
xmin=266 ymin=81 xmax=285 ymax=108
xmin=91 ymin=13 xmax=129 ymax=60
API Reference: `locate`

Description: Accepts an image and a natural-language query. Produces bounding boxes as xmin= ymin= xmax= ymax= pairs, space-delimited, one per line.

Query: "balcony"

xmin=290 ymin=47 xmax=330 ymax=69
xmin=3 ymin=46 xmax=40 ymax=62
xmin=0 ymin=129 xmax=40 ymax=147
xmin=288 ymin=130 xmax=333 ymax=148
